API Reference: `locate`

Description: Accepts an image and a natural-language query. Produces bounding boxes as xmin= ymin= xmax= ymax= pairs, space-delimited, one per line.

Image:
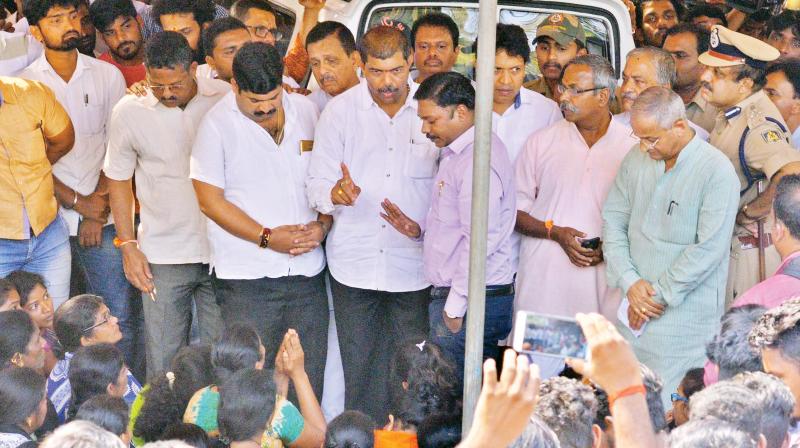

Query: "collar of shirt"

xmin=444 ymin=125 xmax=475 ymax=157
xmin=777 ymin=250 xmax=800 ymax=274
xmin=672 ymin=133 xmax=702 ymax=169
xmin=29 ymin=50 xmax=89 ymax=82
xmin=223 ymin=89 xmax=299 ymax=141
xmin=356 ymin=78 xmax=418 ymax=114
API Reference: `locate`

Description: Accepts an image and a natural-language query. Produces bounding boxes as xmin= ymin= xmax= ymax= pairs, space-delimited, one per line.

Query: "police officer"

xmin=699 ymin=25 xmax=800 ymax=302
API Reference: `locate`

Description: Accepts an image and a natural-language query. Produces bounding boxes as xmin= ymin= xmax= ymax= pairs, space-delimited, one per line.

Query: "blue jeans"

xmin=71 ymin=223 xmax=143 ymax=378
xmin=0 ymin=215 xmax=71 ymax=306
xmin=429 ymin=292 xmax=514 ymax=384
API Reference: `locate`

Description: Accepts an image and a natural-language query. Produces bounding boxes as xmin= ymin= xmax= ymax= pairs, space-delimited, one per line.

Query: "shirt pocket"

xmin=77 ymin=103 xmax=107 ymax=136
xmin=404 ymin=143 xmax=439 ymax=179
xmin=6 ymin=127 xmax=47 ymax=165
xmin=657 ymin=200 xmax=700 ymax=245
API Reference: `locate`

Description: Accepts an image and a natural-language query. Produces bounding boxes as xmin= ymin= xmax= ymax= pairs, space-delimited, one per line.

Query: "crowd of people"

xmin=2 ymin=0 xmax=800 ymax=445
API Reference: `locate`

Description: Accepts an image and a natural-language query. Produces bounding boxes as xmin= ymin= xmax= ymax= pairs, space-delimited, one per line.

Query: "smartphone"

xmin=512 ymin=311 xmax=588 ymax=359
xmin=580 ymin=237 xmax=601 ymax=250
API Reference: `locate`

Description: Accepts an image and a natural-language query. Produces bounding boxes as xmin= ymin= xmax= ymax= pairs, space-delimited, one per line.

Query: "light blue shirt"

xmin=602 ymin=135 xmax=740 ymax=404
xmin=792 ymin=127 xmax=799 ymax=149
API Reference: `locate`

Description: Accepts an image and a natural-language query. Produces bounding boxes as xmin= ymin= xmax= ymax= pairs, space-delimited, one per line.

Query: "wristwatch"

xmin=259 ymin=227 xmax=272 ymax=249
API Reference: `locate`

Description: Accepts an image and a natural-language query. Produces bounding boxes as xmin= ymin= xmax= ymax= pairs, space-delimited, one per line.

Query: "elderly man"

xmin=603 ymin=87 xmax=740 ymax=406
xmin=617 ymin=46 xmax=709 ymax=141
xmin=380 ymin=72 xmax=516 ymax=382
xmin=515 ymin=54 xmax=636 ymax=321
xmin=699 ymin=26 xmax=800 ymax=301
xmin=304 ymin=21 xmax=360 ymax=112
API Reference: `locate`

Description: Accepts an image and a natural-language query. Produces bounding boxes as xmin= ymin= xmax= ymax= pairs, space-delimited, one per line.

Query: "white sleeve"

xmin=190 ymin=116 xmax=226 ymax=188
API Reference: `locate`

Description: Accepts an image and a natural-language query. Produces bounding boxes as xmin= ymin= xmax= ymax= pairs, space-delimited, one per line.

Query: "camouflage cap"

xmin=535 ymin=13 xmax=587 ymax=48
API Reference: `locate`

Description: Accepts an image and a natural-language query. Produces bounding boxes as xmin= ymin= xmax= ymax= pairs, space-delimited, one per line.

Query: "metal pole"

xmin=462 ymin=0 xmax=497 ymax=436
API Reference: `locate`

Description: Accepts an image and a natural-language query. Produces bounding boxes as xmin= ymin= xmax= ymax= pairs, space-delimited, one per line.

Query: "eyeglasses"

xmin=82 ymin=311 xmax=111 ymax=333
xmin=637 ymin=135 xmax=662 ymax=151
xmin=149 ymin=81 xmax=188 ymax=94
xmin=671 ymin=392 xmax=688 ymax=403
xmin=556 ymin=84 xmax=605 ymax=96
xmin=246 ymin=25 xmax=283 ymax=41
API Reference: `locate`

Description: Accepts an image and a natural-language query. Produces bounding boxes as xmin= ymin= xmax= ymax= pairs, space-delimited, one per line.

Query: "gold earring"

xmin=11 ymin=353 xmax=23 ymax=367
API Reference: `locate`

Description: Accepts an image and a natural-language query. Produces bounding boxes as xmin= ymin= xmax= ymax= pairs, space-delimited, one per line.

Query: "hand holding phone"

xmin=512 ymin=311 xmax=588 ymax=360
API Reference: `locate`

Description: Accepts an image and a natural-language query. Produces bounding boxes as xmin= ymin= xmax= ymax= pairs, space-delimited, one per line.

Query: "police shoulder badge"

xmin=761 ymin=130 xmax=782 ymax=144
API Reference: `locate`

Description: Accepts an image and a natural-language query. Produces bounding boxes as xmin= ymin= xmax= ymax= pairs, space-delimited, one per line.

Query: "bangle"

xmin=608 ymin=384 xmax=647 ymax=411
xmin=113 ymin=237 xmax=137 ymax=249
xmin=259 ymin=227 xmax=272 ymax=249
xmin=64 ymin=189 xmax=79 ymax=210
xmin=545 ymin=220 xmax=554 ymax=240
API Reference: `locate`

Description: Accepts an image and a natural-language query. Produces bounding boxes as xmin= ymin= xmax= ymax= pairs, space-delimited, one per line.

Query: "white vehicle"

xmin=270 ymin=0 xmax=635 ymax=88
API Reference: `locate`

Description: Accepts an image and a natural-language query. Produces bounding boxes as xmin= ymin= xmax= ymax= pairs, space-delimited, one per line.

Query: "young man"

xmin=89 ymin=0 xmax=145 ymax=87
xmin=19 ymin=0 xmax=140 ymax=372
xmin=524 ymin=13 xmax=587 ymax=102
xmin=380 ymin=71 xmax=516 ymax=383
xmin=105 ymin=31 xmax=227 ymax=379
xmin=191 ymin=42 xmax=329 ymax=398
xmin=151 ymin=0 xmax=216 ymax=63
xmin=198 ymin=17 xmax=251 ymax=82
xmin=766 ymin=10 xmax=800 ymax=61
xmin=305 ymin=21 xmax=360 ymax=112
xmin=764 ymin=60 xmax=800 ymax=149
xmin=306 ymin=25 xmax=435 ymax=421
xmin=635 ymin=0 xmax=681 ymax=47
xmin=410 ymin=12 xmax=459 ymax=84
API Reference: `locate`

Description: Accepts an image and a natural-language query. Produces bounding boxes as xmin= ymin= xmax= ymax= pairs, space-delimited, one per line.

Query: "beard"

xmin=77 ymin=33 xmax=96 ymax=56
xmin=43 ymin=32 xmax=80 ymax=51
xmin=113 ymin=41 xmax=140 ymax=61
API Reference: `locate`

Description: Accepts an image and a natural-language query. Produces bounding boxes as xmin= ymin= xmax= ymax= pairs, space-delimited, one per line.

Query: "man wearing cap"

xmin=524 ymin=13 xmax=587 ymax=103
xmin=699 ymin=25 xmax=800 ymax=302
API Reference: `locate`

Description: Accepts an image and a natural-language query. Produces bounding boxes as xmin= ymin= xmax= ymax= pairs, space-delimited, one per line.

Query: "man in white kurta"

xmin=514 ymin=55 xmax=638 ymax=321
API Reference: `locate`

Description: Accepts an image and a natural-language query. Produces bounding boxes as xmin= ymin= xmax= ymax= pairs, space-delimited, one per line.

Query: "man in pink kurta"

xmin=514 ymin=56 xmax=638 ymax=320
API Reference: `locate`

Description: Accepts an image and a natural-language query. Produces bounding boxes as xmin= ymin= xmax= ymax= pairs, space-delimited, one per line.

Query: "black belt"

xmin=430 ymin=283 xmax=514 ymax=300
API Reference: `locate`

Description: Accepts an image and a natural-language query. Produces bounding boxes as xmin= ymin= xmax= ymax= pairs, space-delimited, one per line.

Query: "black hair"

xmin=634 ymin=0 xmax=684 ymax=34
xmin=152 ymin=0 xmax=215 ymax=26
xmin=389 ymin=340 xmax=460 ymax=429
xmin=5 ymin=271 xmax=46 ymax=307
xmin=417 ymin=413 xmax=462 ymax=448
xmin=474 ymin=23 xmax=530 ymax=64
xmin=144 ymin=31 xmax=195 ymax=71
xmin=0 ymin=367 xmax=46 ymax=427
xmin=679 ymin=367 xmax=706 ymax=399
xmin=23 ymin=0 xmax=80 ymax=26
xmin=74 ymin=394 xmax=129 ymax=436
xmin=212 ymin=322 xmax=262 ymax=384
xmin=67 ymin=344 xmax=125 ymax=422
xmin=306 ymin=21 xmax=356 ymax=55
xmin=685 ymin=4 xmax=727 ymax=27
xmin=0 ymin=278 xmax=18 ymax=308
xmin=706 ymin=304 xmax=766 ymax=380
xmin=767 ymin=60 xmax=800 ymax=101
xmin=414 ymin=71 xmax=475 ymax=110
xmin=160 ymin=422 xmax=212 ymax=448
xmin=53 ymin=294 xmax=105 ymax=353
xmin=0 ymin=310 xmax=37 ymax=368
xmin=232 ymin=41 xmax=283 ymax=94
xmin=88 ymin=0 xmax=137 ymax=32
xmin=410 ymin=12 xmax=458 ymax=49
xmin=664 ymin=22 xmax=710 ymax=56
xmin=324 ymin=410 xmax=377 ymax=448
xmin=202 ymin=17 xmax=247 ymax=58
xmin=358 ymin=25 xmax=411 ymax=62
xmin=218 ymin=368 xmax=276 ymax=443
xmin=767 ymin=10 xmax=800 ymax=37
xmin=133 ymin=345 xmax=214 ymax=443
xmin=734 ymin=64 xmax=767 ymax=92
xmin=775 ymin=174 xmax=800 ymax=240
xmin=230 ymin=0 xmax=275 ymax=22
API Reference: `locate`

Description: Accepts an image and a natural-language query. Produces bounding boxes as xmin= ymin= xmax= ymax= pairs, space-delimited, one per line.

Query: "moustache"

xmin=320 ymin=73 xmax=337 ymax=83
xmin=117 ymin=41 xmax=136 ymax=51
xmin=622 ymin=92 xmax=638 ymax=102
xmin=542 ymin=62 xmax=562 ymax=71
xmin=378 ymin=86 xmax=399 ymax=95
xmin=425 ymin=133 xmax=438 ymax=141
xmin=559 ymin=101 xmax=578 ymax=113
xmin=254 ymin=108 xmax=277 ymax=118
xmin=701 ymin=82 xmax=713 ymax=92
xmin=424 ymin=57 xmax=441 ymax=66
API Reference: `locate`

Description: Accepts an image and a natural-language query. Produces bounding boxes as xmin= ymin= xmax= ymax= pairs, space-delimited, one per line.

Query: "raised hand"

xmin=380 ymin=199 xmax=421 ymax=239
xmin=331 ymin=162 xmax=361 ymax=206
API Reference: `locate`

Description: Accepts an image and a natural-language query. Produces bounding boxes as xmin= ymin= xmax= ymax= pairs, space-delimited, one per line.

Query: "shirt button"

xmin=380 ymin=249 xmax=384 ymax=253
xmin=386 ymin=173 xmax=391 ymax=177
xmin=382 ymin=224 xmax=386 ymax=228
xmin=389 ymin=147 xmax=394 ymax=151
xmin=389 ymin=121 xmax=394 ymax=125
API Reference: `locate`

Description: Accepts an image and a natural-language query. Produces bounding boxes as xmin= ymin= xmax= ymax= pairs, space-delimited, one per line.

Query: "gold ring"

xmin=338 ymin=188 xmax=344 ymax=195
xmin=641 ymin=307 xmax=647 ymax=314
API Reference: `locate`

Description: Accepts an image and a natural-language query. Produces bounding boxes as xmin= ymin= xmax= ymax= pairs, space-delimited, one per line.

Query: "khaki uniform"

xmin=686 ymin=89 xmax=719 ymax=134
xmin=710 ymin=90 xmax=800 ymax=301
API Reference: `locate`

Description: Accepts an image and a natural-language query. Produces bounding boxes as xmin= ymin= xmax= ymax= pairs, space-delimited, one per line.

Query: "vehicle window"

xmin=274 ymin=4 xmax=297 ymax=56
xmin=365 ymin=4 xmax=617 ymax=82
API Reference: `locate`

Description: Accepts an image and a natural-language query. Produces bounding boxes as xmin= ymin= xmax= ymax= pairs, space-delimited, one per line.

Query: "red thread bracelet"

xmin=608 ymin=384 xmax=647 ymax=411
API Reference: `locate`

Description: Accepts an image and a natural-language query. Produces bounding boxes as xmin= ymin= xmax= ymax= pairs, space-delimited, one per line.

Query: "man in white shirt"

xmin=198 ymin=17 xmax=250 ymax=83
xmin=306 ymin=25 xmax=436 ymax=421
xmin=617 ymin=46 xmax=710 ymax=141
xmin=191 ymin=42 xmax=329 ymax=397
xmin=19 ymin=0 xmax=140 ymax=371
xmin=475 ymin=23 xmax=561 ymax=274
xmin=305 ymin=21 xmax=360 ymax=113
xmin=105 ymin=31 xmax=226 ymax=379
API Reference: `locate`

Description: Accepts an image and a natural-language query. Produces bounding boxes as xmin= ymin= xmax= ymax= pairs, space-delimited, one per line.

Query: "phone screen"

xmin=515 ymin=312 xmax=588 ymax=359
